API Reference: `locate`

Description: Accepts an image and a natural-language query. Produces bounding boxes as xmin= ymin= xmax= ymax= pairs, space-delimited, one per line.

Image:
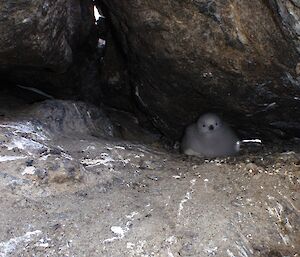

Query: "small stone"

xmin=245 ymin=163 xmax=261 ymax=174
xmin=35 ymin=169 xmax=48 ymax=181
xmin=47 ymin=160 xmax=84 ymax=184
xmin=296 ymin=62 xmax=300 ymax=75
xmin=26 ymin=159 xmax=34 ymax=166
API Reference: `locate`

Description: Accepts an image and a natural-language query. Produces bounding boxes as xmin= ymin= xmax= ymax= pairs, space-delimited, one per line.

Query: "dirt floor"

xmin=0 ymin=97 xmax=299 ymax=257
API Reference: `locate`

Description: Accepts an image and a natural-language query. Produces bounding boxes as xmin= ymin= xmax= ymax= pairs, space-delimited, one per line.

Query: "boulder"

xmin=98 ymin=0 xmax=300 ymax=140
xmin=0 ymin=0 xmax=102 ymax=102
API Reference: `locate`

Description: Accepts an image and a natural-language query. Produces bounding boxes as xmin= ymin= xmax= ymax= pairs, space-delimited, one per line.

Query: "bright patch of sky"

xmin=94 ymin=6 xmax=102 ymax=21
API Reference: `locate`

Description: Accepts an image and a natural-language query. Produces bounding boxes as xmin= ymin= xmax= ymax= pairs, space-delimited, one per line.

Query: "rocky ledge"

xmin=0 ymin=98 xmax=299 ymax=256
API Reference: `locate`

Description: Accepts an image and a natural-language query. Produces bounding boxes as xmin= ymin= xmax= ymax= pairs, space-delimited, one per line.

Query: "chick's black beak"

xmin=209 ymin=125 xmax=214 ymax=130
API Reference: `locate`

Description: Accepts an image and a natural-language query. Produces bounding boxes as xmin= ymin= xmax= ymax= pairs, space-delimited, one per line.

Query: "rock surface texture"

xmin=0 ymin=97 xmax=299 ymax=256
xmin=0 ymin=0 xmax=102 ymax=101
xmin=98 ymin=0 xmax=300 ymax=140
xmin=0 ymin=1 xmax=299 ymax=256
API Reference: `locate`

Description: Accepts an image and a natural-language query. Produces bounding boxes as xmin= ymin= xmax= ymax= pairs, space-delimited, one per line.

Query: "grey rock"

xmin=0 ymin=0 xmax=103 ymax=103
xmin=0 ymin=0 xmax=87 ymax=72
xmin=27 ymin=100 xmax=114 ymax=138
xmin=97 ymin=0 xmax=300 ymax=140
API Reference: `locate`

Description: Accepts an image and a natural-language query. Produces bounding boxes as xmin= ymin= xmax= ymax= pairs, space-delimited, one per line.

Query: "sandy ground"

xmin=0 ymin=98 xmax=299 ymax=257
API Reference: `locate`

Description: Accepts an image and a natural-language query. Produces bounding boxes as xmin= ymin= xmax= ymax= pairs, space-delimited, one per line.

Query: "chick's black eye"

xmin=203 ymin=124 xmax=206 ymax=127
xmin=216 ymin=123 xmax=218 ymax=126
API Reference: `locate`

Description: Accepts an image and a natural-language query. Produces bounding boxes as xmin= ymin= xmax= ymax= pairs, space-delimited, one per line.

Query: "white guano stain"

xmin=227 ymin=249 xmax=236 ymax=257
xmin=103 ymin=211 xmax=139 ymax=243
xmin=81 ymin=154 xmax=115 ymax=167
xmin=241 ymin=139 xmax=262 ymax=144
xmin=0 ymin=230 xmax=42 ymax=257
xmin=126 ymin=212 xmax=138 ymax=219
xmin=81 ymin=151 xmax=131 ymax=168
xmin=178 ymin=179 xmax=196 ymax=216
xmin=166 ymin=236 xmax=177 ymax=244
xmin=61 ymin=152 xmax=73 ymax=160
xmin=6 ymin=137 xmax=45 ymax=153
xmin=167 ymin=247 xmax=175 ymax=257
xmin=114 ymin=146 xmax=125 ymax=150
xmin=0 ymin=122 xmax=48 ymax=141
xmin=0 ymin=122 xmax=49 ymax=156
xmin=103 ymin=225 xmax=128 ymax=243
xmin=235 ymin=241 xmax=250 ymax=257
xmin=172 ymin=173 xmax=181 ymax=179
xmin=35 ymin=237 xmax=51 ymax=248
xmin=165 ymin=236 xmax=177 ymax=257
xmin=204 ymin=246 xmax=218 ymax=255
xmin=83 ymin=145 xmax=96 ymax=151
xmin=126 ymin=240 xmax=147 ymax=256
xmin=266 ymin=201 xmax=293 ymax=246
xmin=22 ymin=166 xmax=36 ymax=176
xmin=0 ymin=156 xmax=27 ymax=162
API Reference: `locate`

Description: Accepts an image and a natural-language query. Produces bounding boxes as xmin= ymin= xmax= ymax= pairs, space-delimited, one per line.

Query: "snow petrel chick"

xmin=181 ymin=113 xmax=239 ymax=158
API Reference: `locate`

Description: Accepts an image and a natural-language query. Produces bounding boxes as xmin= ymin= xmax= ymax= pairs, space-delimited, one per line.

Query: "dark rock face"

xmin=98 ymin=0 xmax=300 ymax=140
xmin=99 ymin=32 xmax=133 ymax=112
xmin=1 ymin=0 xmax=300 ymax=141
xmin=269 ymin=0 xmax=300 ymax=52
xmin=0 ymin=0 xmax=102 ymax=102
